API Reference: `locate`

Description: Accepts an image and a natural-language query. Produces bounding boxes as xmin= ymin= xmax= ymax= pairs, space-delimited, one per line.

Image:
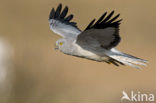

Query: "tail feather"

xmin=109 ymin=55 xmax=144 ymax=69
xmin=119 ymin=53 xmax=147 ymax=63
xmin=107 ymin=48 xmax=148 ymax=69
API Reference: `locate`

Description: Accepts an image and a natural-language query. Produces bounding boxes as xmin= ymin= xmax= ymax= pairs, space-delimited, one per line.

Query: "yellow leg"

xmin=106 ymin=61 xmax=112 ymax=64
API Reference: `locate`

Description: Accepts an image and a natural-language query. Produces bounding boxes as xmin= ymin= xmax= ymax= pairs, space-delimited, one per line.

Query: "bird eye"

xmin=59 ymin=42 xmax=63 ymax=46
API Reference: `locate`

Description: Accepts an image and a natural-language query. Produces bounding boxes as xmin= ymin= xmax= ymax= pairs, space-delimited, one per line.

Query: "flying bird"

xmin=49 ymin=4 xmax=147 ymax=68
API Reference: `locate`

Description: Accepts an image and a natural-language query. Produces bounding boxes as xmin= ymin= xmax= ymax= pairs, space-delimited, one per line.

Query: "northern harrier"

xmin=49 ymin=4 xmax=147 ymax=68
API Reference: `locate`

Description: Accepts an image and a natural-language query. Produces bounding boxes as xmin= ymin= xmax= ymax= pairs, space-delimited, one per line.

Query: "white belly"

xmin=73 ymin=43 xmax=101 ymax=61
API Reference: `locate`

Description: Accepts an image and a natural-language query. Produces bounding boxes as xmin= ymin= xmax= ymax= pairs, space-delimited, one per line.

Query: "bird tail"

xmin=107 ymin=48 xmax=148 ymax=69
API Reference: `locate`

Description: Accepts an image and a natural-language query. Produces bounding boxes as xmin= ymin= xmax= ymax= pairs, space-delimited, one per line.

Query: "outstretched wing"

xmin=49 ymin=4 xmax=81 ymax=38
xmin=76 ymin=11 xmax=122 ymax=50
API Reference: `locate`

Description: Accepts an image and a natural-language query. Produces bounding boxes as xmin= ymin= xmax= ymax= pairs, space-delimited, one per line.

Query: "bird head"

xmin=55 ymin=39 xmax=65 ymax=50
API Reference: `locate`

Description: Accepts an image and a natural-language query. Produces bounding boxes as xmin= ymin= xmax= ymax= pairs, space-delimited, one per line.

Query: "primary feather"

xmin=49 ymin=3 xmax=81 ymax=38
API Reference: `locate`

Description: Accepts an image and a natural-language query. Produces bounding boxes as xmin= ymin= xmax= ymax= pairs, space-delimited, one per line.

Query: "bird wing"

xmin=76 ymin=11 xmax=122 ymax=50
xmin=49 ymin=4 xmax=81 ymax=38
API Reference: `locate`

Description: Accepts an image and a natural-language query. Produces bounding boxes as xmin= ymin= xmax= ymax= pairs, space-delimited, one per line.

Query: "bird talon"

xmin=108 ymin=61 xmax=112 ymax=64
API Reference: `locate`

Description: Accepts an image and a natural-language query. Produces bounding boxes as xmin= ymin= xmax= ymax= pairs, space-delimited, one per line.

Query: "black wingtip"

xmin=57 ymin=3 xmax=62 ymax=10
xmin=85 ymin=19 xmax=96 ymax=30
xmin=107 ymin=13 xmax=120 ymax=23
xmin=58 ymin=3 xmax=62 ymax=7
xmin=49 ymin=8 xmax=55 ymax=19
xmin=102 ymin=10 xmax=114 ymax=23
xmin=65 ymin=14 xmax=74 ymax=21
xmin=60 ymin=6 xmax=68 ymax=18
xmin=116 ymin=19 xmax=123 ymax=23
xmin=85 ymin=11 xmax=122 ymax=30
xmin=49 ymin=4 xmax=80 ymax=29
xmin=54 ymin=4 xmax=62 ymax=18
xmin=94 ymin=12 xmax=107 ymax=26
xmin=49 ymin=3 xmax=67 ymax=20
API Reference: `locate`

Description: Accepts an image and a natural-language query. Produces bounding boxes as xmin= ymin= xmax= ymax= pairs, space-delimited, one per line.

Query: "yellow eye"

xmin=59 ymin=42 xmax=63 ymax=46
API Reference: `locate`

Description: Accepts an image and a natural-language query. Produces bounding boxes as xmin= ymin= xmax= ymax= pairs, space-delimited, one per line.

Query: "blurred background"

xmin=0 ymin=0 xmax=156 ymax=103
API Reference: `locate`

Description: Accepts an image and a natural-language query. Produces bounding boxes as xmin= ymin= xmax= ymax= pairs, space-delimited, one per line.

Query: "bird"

xmin=48 ymin=3 xmax=147 ymax=69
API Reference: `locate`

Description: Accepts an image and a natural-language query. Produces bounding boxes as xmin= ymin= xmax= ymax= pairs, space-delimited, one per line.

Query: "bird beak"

xmin=55 ymin=47 xmax=58 ymax=50
xmin=55 ymin=44 xmax=58 ymax=50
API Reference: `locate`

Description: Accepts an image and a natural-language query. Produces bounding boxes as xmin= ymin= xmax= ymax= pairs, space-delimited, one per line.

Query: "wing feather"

xmin=65 ymin=14 xmax=73 ymax=21
xmin=77 ymin=11 xmax=122 ymax=50
xmin=101 ymin=11 xmax=114 ymax=23
xmin=107 ymin=14 xmax=120 ymax=24
xmin=55 ymin=4 xmax=62 ymax=18
xmin=49 ymin=4 xmax=81 ymax=38
xmin=85 ymin=19 xmax=96 ymax=30
xmin=49 ymin=8 xmax=55 ymax=19
xmin=60 ymin=6 xmax=68 ymax=18
xmin=94 ymin=12 xmax=107 ymax=26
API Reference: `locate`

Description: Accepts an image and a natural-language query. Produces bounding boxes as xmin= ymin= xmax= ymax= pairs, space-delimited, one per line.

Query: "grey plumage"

xmin=77 ymin=27 xmax=119 ymax=50
xmin=49 ymin=3 xmax=147 ymax=68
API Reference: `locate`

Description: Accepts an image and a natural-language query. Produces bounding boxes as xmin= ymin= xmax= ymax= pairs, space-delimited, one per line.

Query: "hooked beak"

xmin=55 ymin=47 xmax=58 ymax=50
xmin=55 ymin=44 xmax=58 ymax=50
